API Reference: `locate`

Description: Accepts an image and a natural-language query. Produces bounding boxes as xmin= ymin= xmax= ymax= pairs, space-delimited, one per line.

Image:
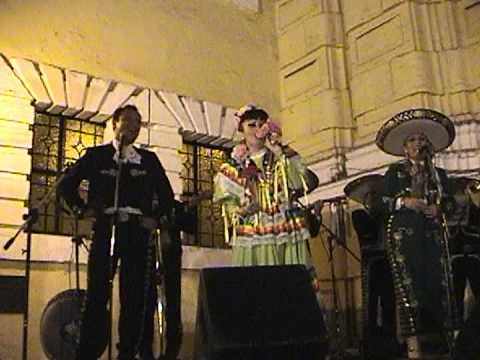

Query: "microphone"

xmin=117 ymin=133 xmax=126 ymax=160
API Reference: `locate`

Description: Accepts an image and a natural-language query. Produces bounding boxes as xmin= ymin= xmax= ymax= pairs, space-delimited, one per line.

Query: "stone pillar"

xmin=276 ymin=0 xmax=354 ymax=170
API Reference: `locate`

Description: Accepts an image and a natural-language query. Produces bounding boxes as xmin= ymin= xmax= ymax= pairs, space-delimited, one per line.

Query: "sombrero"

xmin=344 ymin=174 xmax=384 ymax=206
xmin=376 ymin=108 xmax=455 ymax=156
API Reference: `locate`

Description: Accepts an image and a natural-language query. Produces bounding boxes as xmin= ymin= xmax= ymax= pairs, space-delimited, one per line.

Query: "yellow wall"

xmin=275 ymin=0 xmax=480 ymax=165
xmin=0 ymin=0 xmax=280 ymax=113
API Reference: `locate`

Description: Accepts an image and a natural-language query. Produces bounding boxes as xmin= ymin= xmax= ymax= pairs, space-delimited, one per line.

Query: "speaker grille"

xmin=194 ymin=265 xmax=328 ymax=360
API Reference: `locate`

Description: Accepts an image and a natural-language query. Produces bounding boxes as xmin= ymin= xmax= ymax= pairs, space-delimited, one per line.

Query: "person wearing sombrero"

xmin=376 ymin=108 xmax=458 ymax=359
xmin=213 ymin=105 xmax=319 ymax=286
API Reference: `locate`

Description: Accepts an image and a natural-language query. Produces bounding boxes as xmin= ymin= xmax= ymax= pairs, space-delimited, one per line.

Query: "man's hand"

xmin=423 ymin=204 xmax=439 ymax=218
xmin=72 ymin=205 xmax=96 ymax=219
xmin=403 ymin=197 xmax=428 ymax=212
xmin=403 ymin=197 xmax=439 ymax=218
xmin=141 ymin=216 xmax=158 ymax=231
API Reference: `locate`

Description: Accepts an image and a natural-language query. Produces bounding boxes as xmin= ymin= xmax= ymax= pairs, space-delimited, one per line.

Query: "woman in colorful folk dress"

xmin=213 ymin=105 xmax=317 ymax=277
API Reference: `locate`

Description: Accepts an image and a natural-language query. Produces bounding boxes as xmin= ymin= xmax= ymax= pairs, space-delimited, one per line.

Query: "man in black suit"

xmin=59 ymin=105 xmax=175 ymax=360
xmin=346 ymin=175 xmax=398 ymax=359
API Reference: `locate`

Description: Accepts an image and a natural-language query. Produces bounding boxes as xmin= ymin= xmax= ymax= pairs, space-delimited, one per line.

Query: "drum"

xmin=40 ymin=289 xmax=107 ymax=360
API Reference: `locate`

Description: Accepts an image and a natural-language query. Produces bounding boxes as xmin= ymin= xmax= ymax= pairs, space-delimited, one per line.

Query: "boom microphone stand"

xmin=3 ymin=164 xmax=71 ymax=360
xmin=317 ymin=199 xmax=360 ymax=359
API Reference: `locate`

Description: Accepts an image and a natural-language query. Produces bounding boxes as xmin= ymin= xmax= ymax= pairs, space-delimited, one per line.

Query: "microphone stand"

xmin=320 ymin=201 xmax=360 ymax=360
xmin=3 ymin=163 xmax=71 ymax=360
xmin=106 ymin=136 xmax=126 ymax=360
xmin=424 ymin=151 xmax=457 ymax=358
xmin=299 ymin=200 xmax=360 ymax=263
xmin=71 ymin=214 xmax=85 ymax=293
xmin=301 ymin=198 xmax=360 ymax=359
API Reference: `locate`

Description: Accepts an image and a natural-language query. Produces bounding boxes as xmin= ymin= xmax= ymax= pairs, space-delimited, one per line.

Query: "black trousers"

xmin=142 ymin=228 xmax=182 ymax=360
xmin=451 ymin=254 xmax=480 ymax=319
xmin=454 ymin=302 xmax=480 ymax=359
xmin=367 ymin=257 xmax=396 ymax=336
xmin=76 ymin=219 xmax=154 ymax=360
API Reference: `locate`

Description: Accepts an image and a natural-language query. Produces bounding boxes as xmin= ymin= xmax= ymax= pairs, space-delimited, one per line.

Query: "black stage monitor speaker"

xmin=193 ymin=265 xmax=328 ymax=360
xmin=454 ymin=302 xmax=480 ymax=360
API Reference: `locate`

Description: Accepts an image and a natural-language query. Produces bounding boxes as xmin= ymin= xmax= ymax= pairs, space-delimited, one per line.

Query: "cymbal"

xmin=344 ymin=174 xmax=384 ymax=206
xmin=304 ymin=168 xmax=319 ymax=194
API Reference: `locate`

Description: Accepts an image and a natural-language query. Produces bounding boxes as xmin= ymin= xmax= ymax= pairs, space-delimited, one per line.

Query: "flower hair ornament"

xmin=234 ymin=104 xmax=257 ymax=118
xmin=233 ymin=104 xmax=257 ymax=129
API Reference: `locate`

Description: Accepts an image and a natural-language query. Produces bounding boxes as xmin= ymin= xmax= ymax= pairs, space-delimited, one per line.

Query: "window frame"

xmin=179 ymin=140 xmax=230 ymax=248
xmin=28 ymin=111 xmax=105 ymax=236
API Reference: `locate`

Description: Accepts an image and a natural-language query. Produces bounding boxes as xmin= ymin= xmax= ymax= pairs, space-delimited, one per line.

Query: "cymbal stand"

xmin=319 ymin=202 xmax=360 ymax=360
xmin=71 ymin=214 xmax=86 ymax=292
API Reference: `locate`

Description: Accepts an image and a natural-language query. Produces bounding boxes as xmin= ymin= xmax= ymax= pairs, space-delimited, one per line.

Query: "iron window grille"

xmin=179 ymin=141 xmax=229 ymax=248
xmin=29 ymin=112 xmax=104 ymax=236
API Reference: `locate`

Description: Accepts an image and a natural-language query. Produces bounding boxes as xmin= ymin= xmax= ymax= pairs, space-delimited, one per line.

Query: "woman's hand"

xmin=264 ymin=133 xmax=283 ymax=157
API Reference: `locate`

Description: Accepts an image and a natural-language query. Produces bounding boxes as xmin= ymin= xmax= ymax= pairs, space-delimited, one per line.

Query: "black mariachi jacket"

xmin=59 ymin=143 xmax=175 ymax=220
xmin=382 ymin=159 xmax=455 ymax=216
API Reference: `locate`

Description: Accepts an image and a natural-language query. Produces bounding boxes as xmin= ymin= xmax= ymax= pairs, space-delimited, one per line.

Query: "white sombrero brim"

xmin=376 ymin=109 xmax=455 ymax=156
